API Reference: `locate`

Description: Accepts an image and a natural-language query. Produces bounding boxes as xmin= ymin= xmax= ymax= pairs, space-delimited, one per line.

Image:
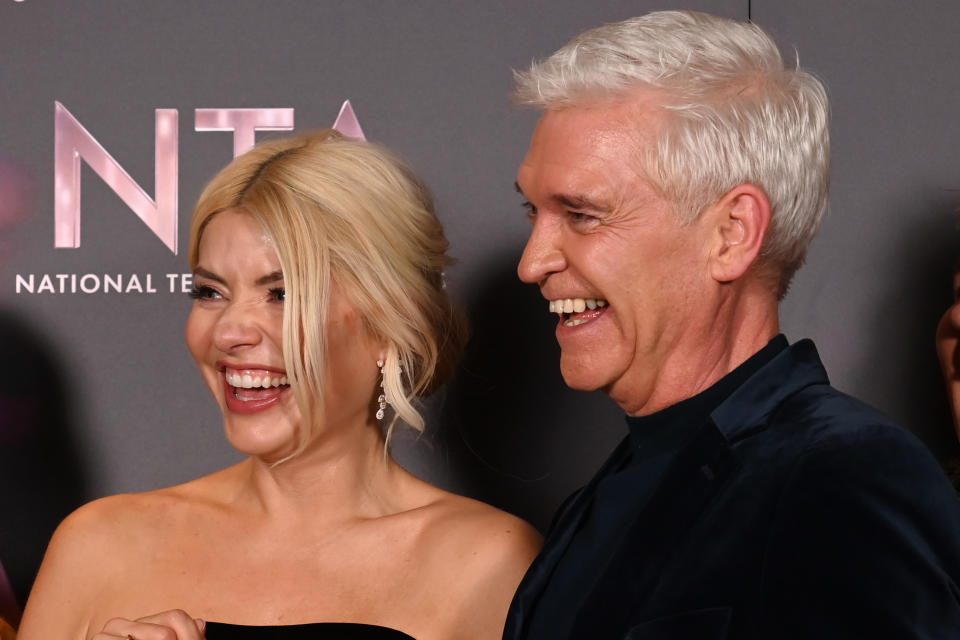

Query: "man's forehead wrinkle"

xmin=518 ymin=151 xmax=609 ymax=198
xmin=536 ymin=162 xmax=616 ymax=208
xmin=524 ymin=155 xmax=643 ymax=216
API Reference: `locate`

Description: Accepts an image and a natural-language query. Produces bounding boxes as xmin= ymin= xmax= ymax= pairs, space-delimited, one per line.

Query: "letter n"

xmin=54 ymin=102 xmax=178 ymax=253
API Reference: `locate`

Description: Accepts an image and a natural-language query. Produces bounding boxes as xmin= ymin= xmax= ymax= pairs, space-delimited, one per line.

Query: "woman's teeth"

xmin=225 ymin=372 xmax=289 ymax=388
xmin=548 ymin=298 xmax=608 ymax=315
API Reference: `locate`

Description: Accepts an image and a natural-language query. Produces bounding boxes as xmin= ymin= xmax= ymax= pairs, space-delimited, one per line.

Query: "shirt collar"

xmin=625 ymin=335 xmax=789 ymax=459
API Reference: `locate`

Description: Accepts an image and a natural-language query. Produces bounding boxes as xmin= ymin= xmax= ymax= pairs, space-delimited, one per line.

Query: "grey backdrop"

xmin=1 ymin=0 xmax=958 ymax=609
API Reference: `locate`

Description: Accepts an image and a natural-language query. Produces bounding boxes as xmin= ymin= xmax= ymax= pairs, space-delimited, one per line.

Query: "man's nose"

xmin=212 ymin=301 xmax=263 ymax=352
xmin=518 ymin=216 xmax=566 ymax=284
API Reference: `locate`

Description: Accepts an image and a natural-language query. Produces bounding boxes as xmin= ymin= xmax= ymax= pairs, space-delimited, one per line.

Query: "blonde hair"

xmin=189 ymin=130 xmax=465 ymax=455
xmin=514 ymin=10 xmax=830 ymax=297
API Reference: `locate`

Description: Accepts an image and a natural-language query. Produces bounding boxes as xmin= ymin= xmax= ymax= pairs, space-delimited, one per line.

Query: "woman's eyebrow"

xmin=255 ymin=270 xmax=284 ymax=286
xmin=193 ymin=267 xmax=283 ymax=286
xmin=193 ymin=266 xmax=224 ymax=284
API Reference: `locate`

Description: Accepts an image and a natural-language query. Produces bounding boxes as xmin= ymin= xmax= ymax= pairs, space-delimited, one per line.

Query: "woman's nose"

xmin=212 ymin=301 xmax=263 ymax=352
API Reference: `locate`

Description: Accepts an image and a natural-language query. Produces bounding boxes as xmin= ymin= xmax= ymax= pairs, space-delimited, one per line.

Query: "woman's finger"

xmin=135 ymin=610 xmax=206 ymax=639
xmin=98 ymin=618 xmax=179 ymax=640
xmin=97 ymin=610 xmax=205 ymax=640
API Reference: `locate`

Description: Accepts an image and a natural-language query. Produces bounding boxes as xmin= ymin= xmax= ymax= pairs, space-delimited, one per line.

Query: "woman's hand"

xmin=93 ymin=610 xmax=205 ymax=640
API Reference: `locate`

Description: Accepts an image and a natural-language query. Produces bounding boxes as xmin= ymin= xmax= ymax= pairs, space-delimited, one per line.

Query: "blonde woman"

xmin=19 ymin=131 xmax=541 ymax=640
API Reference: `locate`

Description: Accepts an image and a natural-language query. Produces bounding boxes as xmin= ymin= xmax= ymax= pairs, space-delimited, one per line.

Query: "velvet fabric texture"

xmin=504 ymin=339 xmax=960 ymax=639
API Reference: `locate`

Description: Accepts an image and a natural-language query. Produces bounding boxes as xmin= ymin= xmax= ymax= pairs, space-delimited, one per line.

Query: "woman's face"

xmin=185 ymin=208 xmax=382 ymax=460
xmin=936 ymin=262 xmax=960 ymax=439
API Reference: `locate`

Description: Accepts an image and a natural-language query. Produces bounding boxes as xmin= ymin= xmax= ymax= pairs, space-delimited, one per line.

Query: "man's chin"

xmin=559 ymin=362 xmax=607 ymax=392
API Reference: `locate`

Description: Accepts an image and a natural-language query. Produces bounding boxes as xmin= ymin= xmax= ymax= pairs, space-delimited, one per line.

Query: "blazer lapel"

xmin=503 ymin=436 xmax=634 ymax=640
xmin=570 ymin=422 xmax=738 ymax=637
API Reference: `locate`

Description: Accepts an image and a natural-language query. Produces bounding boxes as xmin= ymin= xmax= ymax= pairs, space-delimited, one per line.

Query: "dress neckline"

xmin=203 ymin=621 xmax=416 ymax=639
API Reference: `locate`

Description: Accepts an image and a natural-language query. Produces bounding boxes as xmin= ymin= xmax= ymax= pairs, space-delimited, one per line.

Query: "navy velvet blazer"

xmin=504 ymin=340 xmax=960 ymax=639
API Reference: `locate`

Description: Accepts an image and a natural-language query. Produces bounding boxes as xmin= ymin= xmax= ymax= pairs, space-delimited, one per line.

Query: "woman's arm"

xmin=445 ymin=510 xmax=543 ymax=640
xmin=20 ymin=490 xmax=207 ymax=640
xmin=17 ymin=500 xmax=112 ymax=639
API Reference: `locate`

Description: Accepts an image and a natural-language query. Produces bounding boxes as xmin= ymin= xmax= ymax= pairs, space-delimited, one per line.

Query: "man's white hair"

xmin=514 ymin=10 xmax=829 ymax=296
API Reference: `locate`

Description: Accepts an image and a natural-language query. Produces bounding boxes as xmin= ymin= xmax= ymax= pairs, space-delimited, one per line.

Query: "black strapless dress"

xmin=204 ymin=622 xmax=415 ymax=639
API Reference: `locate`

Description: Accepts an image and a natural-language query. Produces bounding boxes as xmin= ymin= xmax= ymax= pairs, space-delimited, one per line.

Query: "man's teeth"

xmin=548 ymin=298 xmax=608 ymax=315
xmin=225 ymin=372 xmax=289 ymax=388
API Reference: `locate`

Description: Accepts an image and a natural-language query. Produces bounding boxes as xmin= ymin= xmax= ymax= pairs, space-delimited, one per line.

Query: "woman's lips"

xmin=221 ymin=368 xmax=290 ymax=415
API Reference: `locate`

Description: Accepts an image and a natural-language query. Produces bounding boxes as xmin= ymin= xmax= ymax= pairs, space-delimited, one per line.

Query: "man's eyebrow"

xmin=555 ymin=193 xmax=611 ymax=213
xmin=515 ymin=182 xmax=610 ymax=212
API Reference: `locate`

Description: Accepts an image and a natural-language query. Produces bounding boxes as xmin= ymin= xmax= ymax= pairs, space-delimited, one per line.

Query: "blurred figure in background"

xmin=0 ymin=156 xmax=33 ymax=632
xmin=935 ymin=252 xmax=960 ymax=490
xmin=0 ymin=156 xmax=85 ymax=635
xmin=0 ymin=563 xmax=16 ymax=638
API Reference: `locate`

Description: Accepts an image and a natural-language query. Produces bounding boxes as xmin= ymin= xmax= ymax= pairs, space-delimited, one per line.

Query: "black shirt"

xmin=524 ymin=335 xmax=787 ymax=637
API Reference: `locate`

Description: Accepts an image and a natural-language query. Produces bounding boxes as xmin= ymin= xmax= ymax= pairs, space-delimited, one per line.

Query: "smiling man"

xmin=505 ymin=11 xmax=960 ymax=640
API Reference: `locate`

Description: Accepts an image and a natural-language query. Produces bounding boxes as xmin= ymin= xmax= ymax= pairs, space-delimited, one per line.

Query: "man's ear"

xmin=706 ymin=183 xmax=772 ymax=283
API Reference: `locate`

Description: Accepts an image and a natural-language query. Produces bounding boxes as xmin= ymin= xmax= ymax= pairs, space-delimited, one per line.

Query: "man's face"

xmin=516 ymin=95 xmax=716 ymax=415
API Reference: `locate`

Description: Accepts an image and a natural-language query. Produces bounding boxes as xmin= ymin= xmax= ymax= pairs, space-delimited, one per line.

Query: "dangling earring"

xmin=376 ymin=359 xmax=387 ymax=421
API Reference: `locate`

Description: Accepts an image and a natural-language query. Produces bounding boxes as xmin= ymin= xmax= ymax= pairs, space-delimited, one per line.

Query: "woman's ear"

xmin=706 ymin=183 xmax=772 ymax=283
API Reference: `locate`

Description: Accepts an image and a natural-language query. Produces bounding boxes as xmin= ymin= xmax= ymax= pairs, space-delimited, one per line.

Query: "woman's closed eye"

xmin=188 ymin=285 xmax=222 ymax=301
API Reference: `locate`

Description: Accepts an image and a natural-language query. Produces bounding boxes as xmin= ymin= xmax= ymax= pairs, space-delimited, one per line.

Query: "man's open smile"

xmin=548 ymin=297 xmax=609 ymax=327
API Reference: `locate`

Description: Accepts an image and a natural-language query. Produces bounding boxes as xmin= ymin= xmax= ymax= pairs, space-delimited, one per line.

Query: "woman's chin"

xmin=222 ymin=419 xmax=300 ymax=461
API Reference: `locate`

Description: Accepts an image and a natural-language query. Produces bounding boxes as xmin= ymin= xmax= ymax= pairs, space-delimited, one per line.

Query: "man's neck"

xmin=613 ymin=283 xmax=779 ymax=417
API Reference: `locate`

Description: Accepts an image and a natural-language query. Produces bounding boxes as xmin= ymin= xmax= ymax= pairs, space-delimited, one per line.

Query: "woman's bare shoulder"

xmin=407 ymin=490 xmax=536 ymax=566
xmin=428 ymin=491 xmax=542 ymax=557
xmin=54 ymin=470 xmax=232 ymax=540
xmin=40 ymin=491 xmax=175 ymax=568
xmin=17 ymin=471 xmax=235 ymax=639
xmin=16 ymin=493 xmax=165 ymax=638
xmin=406 ymin=490 xmax=541 ymax=637
xmin=26 ymin=488 xmax=202 ymax=587
xmin=396 ymin=476 xmax=542 ymax=565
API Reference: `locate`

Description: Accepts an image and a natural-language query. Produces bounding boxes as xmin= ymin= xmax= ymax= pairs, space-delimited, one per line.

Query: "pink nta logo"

xmin=53 ymin=100 xmax=364 ymax=254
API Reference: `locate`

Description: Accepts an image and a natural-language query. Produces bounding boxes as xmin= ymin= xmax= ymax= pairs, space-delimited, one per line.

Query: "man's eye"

xmin=269 ymin=287 xmax=286 ymax=302
xmin=188 ymin=285 xmax=221 ymax=300
xmin=567 ymin=211 xmax=595 ymax=223
xmin=521 ymin=201 xmax=537 ymax=218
